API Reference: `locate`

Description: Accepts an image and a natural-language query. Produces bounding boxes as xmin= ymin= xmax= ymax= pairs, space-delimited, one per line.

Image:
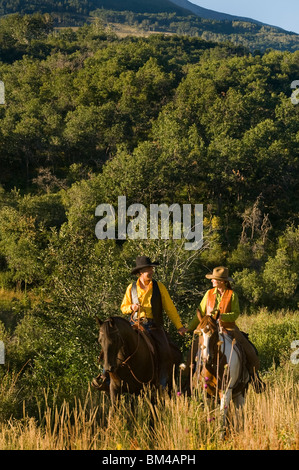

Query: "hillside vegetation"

xmin=0 ymin=15 xmax=298 ymax=440
xmin=1 ymin=0 xmax=299 ymax=51
xmin=93 ymin=9 xmax=299 ymax=52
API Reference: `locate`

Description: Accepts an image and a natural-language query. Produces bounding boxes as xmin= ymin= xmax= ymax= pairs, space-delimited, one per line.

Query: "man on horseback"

xmin=121 ymin=256 xmax=187 ymax=389
xmin=92 ymin=256 xmax=187 ymax=391
xmin=187 ymin=266 xmax=265 ymax=393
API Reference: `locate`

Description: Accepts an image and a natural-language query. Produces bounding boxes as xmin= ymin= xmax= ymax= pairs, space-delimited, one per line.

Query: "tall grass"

xmin=0 ymin=365 xmax=298 ymax=450
xmin=0 ymin=309 xmax=298 ymax=449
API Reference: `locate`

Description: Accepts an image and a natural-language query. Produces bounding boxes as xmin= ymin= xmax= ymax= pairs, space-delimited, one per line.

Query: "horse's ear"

xmin=95 ymin=316 xmax=103 ymax=327
xmin=196 ymin=308 xmax=204 ymax=322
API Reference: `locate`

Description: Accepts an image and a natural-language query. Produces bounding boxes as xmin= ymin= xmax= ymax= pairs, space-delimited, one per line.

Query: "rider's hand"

xmin=130 ymin=303 xmax=140 ymax=313
xmin=211 ymin=308 xmax=220 ymax=318
xmin=178 ymin=327 xmax=188 ymax=336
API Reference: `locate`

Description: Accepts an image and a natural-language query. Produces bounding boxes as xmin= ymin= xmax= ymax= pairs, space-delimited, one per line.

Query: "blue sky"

xmin=190 ymin=1 xmax=299 ymax=33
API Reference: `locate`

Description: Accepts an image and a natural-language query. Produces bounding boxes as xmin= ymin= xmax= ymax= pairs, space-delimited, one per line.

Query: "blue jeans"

xmin=130 ymin=319 xmax=172 ymax=388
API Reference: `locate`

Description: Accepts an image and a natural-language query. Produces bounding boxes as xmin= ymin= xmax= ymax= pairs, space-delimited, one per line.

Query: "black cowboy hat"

xmin=131 ymin=256 xmax=159 ymax=275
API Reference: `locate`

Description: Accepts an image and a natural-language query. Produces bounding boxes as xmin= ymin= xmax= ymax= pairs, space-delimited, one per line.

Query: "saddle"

xmin=221 ymin=330 xmax=249 ymax=388
xmin=131 ymin=320 xmax=156 ymax=357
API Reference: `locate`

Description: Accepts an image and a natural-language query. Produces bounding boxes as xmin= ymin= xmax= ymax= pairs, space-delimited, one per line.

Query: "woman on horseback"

xmin=188 ymin=266 xmax=265 ymax=393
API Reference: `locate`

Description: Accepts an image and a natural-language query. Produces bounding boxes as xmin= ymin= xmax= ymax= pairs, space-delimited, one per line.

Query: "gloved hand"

xmin=211 ymin=308 xmax=220 ymax=319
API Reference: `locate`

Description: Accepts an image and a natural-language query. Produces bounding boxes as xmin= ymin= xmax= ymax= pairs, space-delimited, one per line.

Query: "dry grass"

xmin=0 ymin=288 xmax=42 ymax=304
xmin=0 ymin=365 xmax=298 ymax=450
xmin=0 ymin=288 xmax=25 ymax=302
xmin=106 ymin=23 xmax=173 ymax=38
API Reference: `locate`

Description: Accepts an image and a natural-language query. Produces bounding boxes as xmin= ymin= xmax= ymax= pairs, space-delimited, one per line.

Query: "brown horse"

xmin=189 ymin=310 xmax=250 ymax=429
xmin=95 ymin=316 xmax=180 ymax=405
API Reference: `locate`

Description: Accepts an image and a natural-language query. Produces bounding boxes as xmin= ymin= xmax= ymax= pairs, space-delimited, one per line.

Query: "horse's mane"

xmin=109 ymin=316 xmax=131 ymax=327
xmin=102 ymin=315 xmax=132 ymax=336
xmin=199 ymin=314 xmax=218 ymax=332
xmin=109 ymin=315 xmax=130 ymax=324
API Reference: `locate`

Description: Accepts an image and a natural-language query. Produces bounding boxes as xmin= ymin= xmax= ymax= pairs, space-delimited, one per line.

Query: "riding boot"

xmin=149 ymin=326 xmax=173 ymax=389
xmin=233 ymin=326 xmax=260 ymax=370
xmin=233 ymin=326 xmax=266 ymax=393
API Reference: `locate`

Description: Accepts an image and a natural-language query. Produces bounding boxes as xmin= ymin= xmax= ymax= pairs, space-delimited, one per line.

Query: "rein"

xmin=193 ymin=316 xmax=229 ymax=395
xmin=122 ymin=329 xmax=155 ymax=385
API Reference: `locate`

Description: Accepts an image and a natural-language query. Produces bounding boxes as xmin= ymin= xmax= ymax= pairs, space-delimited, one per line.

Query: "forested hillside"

xmin=0 ymin=14 xmax=298 ymax=417
xmin=1 ymin=0 xmax=299 ymax=51
xmin=0 ymin=0 xmax=190 ymax=16
xmin=94 ymin=9 xmax=299 ymax=53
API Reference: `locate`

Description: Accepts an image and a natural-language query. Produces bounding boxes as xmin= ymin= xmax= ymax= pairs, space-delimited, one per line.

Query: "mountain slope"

xmin=0 ymin=0 xmax=191 ymax=17
xmin=170 ymin=0 xmax=266 ymax=25
xmin=90 ymin=0 xmax=191 ymax=15
xmin=0 ymin=0 xmax=286 ymax=30
xmin=0 ymin=0 xmax=298 ymax=52
xmin=93 ymin=0 xmax=278 ymax=28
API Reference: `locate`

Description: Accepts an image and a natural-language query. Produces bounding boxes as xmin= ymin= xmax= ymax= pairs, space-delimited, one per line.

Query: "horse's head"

xmin=195 ymin=309 xmax=220 ymax=368
xmin=96 ymin=317 xmax=123 ymax=373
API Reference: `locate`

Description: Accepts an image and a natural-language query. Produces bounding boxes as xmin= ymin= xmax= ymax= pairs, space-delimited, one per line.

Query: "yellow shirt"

xmin=120 ymin=278 xmax=183 ymax=330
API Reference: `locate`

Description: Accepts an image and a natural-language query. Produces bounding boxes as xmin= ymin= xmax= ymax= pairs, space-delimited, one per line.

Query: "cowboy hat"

xmin=205 ymin=266 xmax=233 ymax=282
xmin=131 ymin=256 xmax=159 ymax=275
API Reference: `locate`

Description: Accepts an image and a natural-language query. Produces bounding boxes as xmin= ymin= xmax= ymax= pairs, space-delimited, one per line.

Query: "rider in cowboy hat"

xmin=121 ymin=256 xmax=187 ymax=388
xmin=187 ymin=266 xmax=265 ymax=393
xmin=92 ymin=256 xmax=187 ymax=391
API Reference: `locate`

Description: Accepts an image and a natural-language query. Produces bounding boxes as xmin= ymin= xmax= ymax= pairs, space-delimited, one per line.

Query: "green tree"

xmin=0 ymin=206 xmax=47 ymax=290
xmin=262 ymin=225 xmax=299 ymax=306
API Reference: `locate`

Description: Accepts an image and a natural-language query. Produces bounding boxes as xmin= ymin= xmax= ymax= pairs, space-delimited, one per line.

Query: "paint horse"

xmin=192 ymin=309 xmax=250 ymax=429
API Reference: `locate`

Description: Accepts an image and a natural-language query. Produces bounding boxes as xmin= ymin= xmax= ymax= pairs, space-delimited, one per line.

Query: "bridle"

xmin=191 ymin=315 xmax=227 ymax=389
xmin=101 ymin=319 xmax=155 ymax=385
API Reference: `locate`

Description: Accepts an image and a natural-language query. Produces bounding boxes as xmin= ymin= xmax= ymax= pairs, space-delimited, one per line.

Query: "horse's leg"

xmin=232 ymin=392 xmax=245 ymax=432
xmin=220 ymin=388 xmax=232 ymax=435
xmin=233 ymin=393 xmax=245 ymax=409
xmin=109 ymin=373 xmax=121 ymax=408
xmin=107 ymin=380 xmax=117 ymax=424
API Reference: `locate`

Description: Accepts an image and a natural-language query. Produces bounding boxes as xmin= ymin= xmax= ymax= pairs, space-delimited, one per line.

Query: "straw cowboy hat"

xmin=205 ymin=266 xmax=233 ymax=282
xmin=131 ymin=256 xmax=160 ymax=275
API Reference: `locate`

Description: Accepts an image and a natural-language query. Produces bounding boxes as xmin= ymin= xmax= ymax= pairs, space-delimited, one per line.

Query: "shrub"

xmin=238 ymin=309 xmax=299 ymax=370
